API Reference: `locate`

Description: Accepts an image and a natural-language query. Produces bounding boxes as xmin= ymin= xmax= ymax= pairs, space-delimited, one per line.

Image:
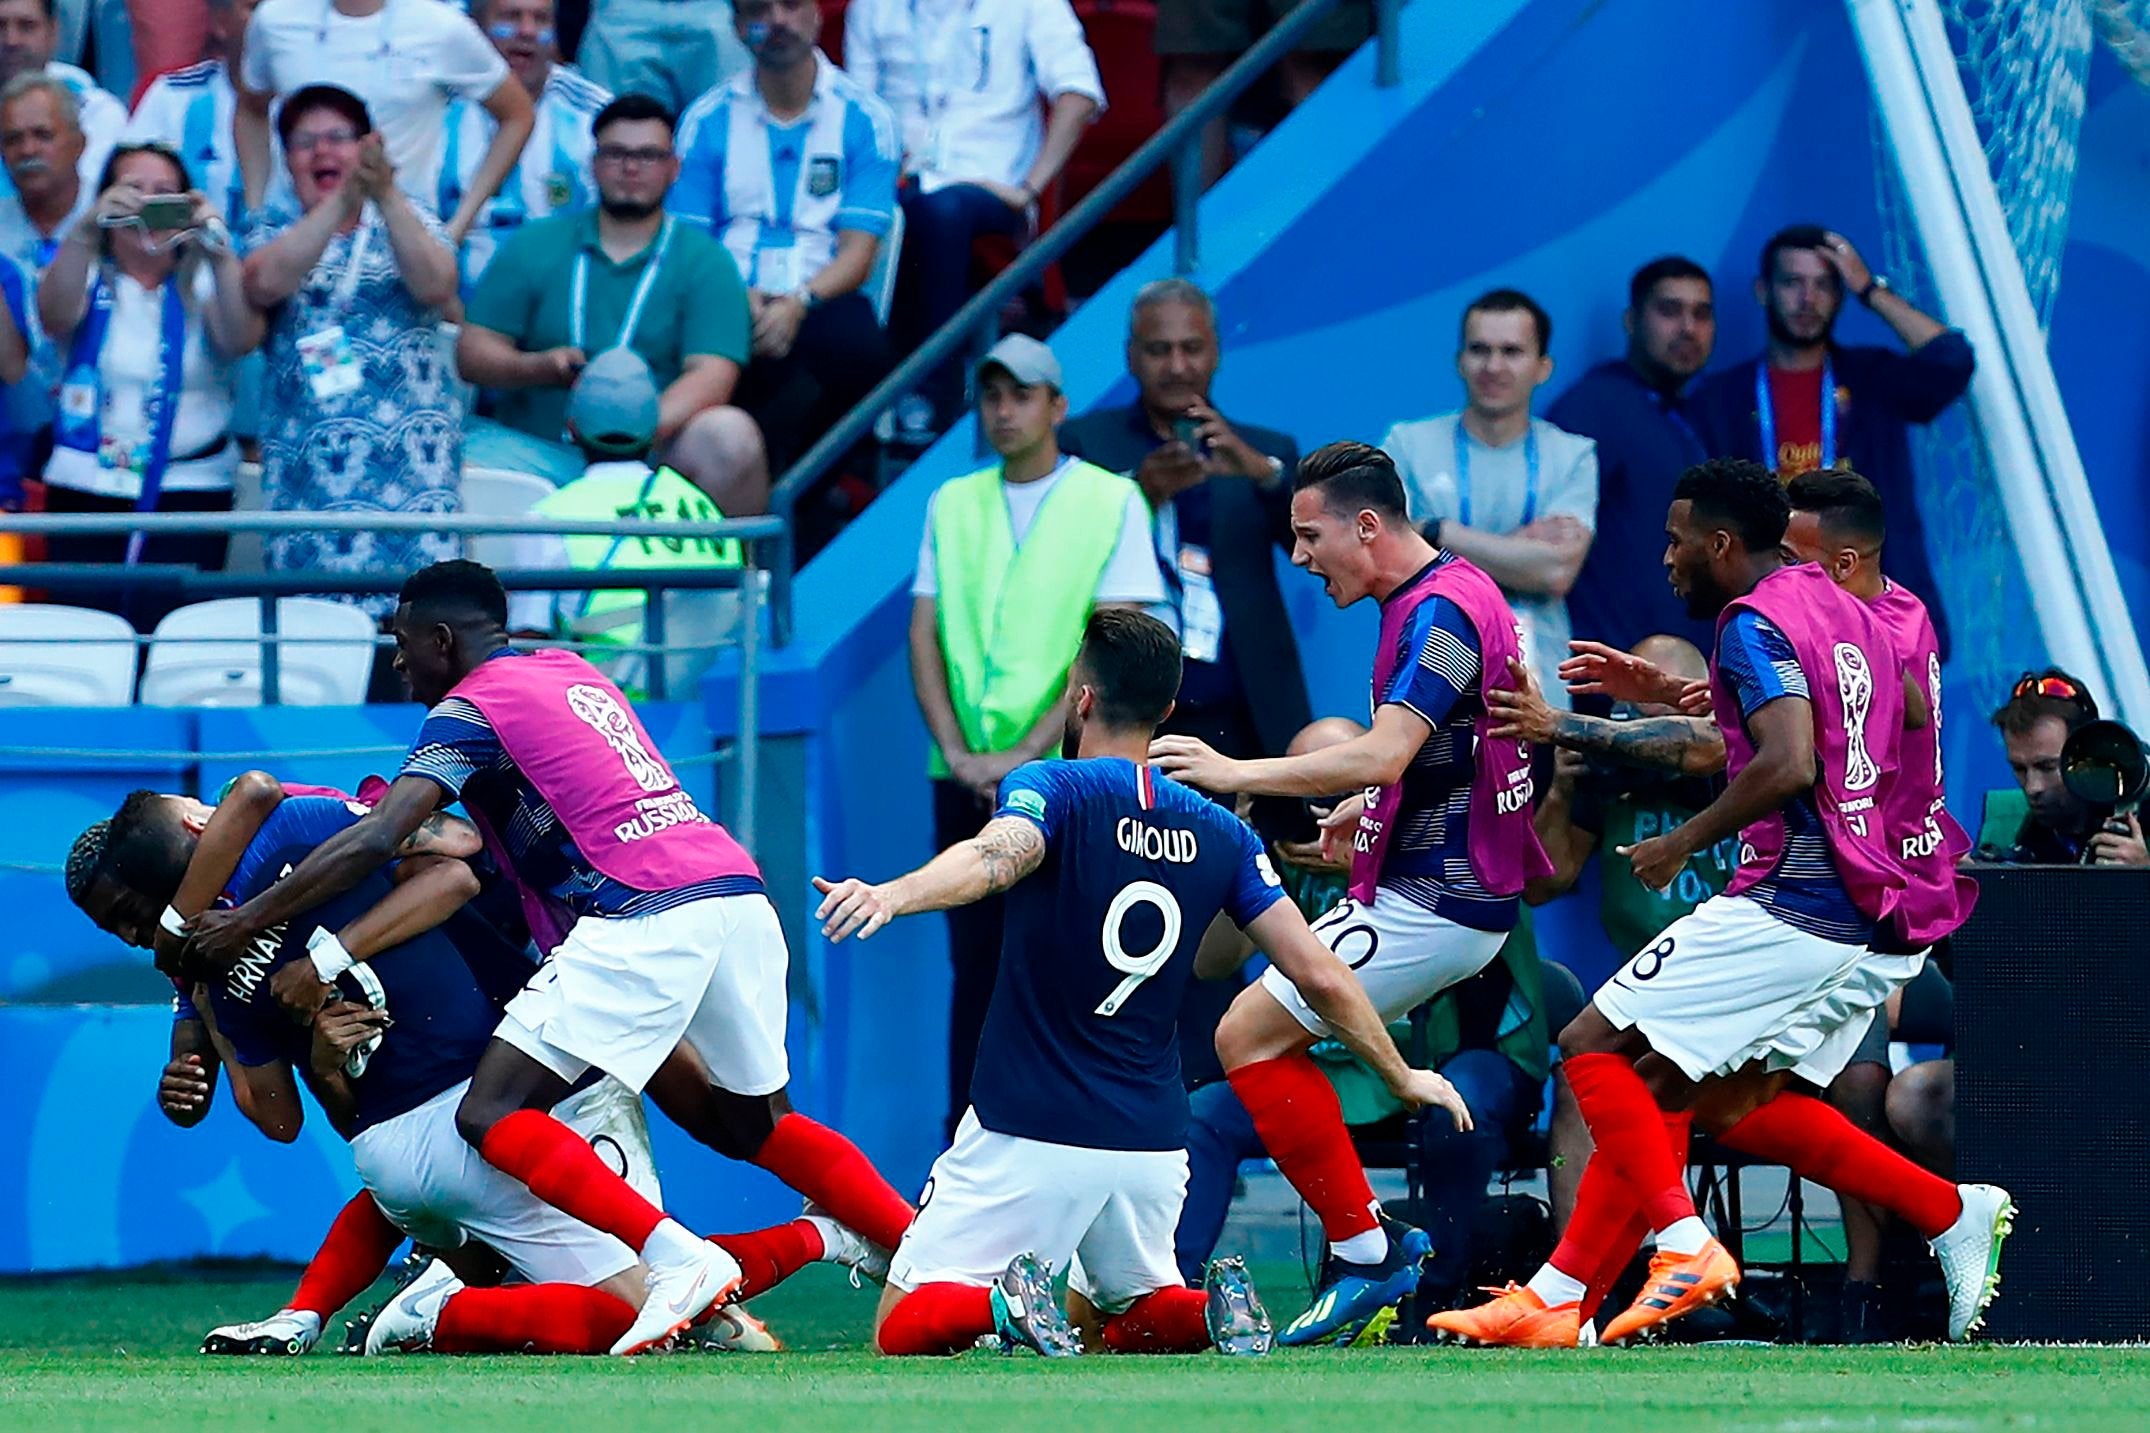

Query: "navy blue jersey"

xmin=207 ymin=798 xmax=504 ymax=1136
xmin=969 ymin=758 xmax=1286 ymax=1152
xmin=1374 ymin=574 xmax=1516 ymax=932
xmin=1717 ymin=612 xmax=1872 ymax=944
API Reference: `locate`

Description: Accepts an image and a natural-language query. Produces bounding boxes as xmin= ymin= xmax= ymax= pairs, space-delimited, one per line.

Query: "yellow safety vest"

xmin=532 ymin=463 xmax=741 ymax=652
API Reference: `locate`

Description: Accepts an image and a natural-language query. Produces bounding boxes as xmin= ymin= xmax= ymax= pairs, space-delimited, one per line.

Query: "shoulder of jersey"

xmin=550 ymin=66 xmax=613 ymax=115
xmin=155 ymin=60 xmax=223 ymax=91
xmin=675 ymin=78 xmax=738 ymax=138
xmin=824 ymin=62 xmax=898 ymax=129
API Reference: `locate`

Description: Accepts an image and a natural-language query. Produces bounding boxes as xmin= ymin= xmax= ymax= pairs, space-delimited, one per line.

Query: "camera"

xmin=2061 ymin=718 xmax=2148 ymax=859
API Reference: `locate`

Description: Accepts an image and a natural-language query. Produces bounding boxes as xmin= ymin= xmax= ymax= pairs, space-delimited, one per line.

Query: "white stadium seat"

xmin=0 ymin=604 xmax=138 ymax=706
xmin=462 ymin=466 xmax=560 ymax=571
xmin=139 ymin=598 xmax=378 ymax=707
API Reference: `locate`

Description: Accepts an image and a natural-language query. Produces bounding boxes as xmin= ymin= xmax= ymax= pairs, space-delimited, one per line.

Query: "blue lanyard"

xmin=1755 ymin=355 xmax=1835 ymax=472
xmin=55 ymin=273 xmax=189 ymax=562
xmin=1454 ymin=421 xmax=1538 ymax=528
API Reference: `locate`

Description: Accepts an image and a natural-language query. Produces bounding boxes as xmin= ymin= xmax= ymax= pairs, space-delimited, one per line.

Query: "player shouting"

xmin=814 ymin=610 xmax=1466 ymax=1358
xmin=1149 ymin=442 xmax=1550 ymax=1345
xmin=182 ymin=561 xmax=914 ymax=1355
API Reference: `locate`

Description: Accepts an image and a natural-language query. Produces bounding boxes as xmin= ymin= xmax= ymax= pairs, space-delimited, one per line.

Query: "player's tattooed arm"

xmin=392 ymin=811 xmax=483 ymax=861
xmin=1549 ymin=711 xmax=1727 ymax=778
xmin=814 ymin=817 xmax=1048 ymax=942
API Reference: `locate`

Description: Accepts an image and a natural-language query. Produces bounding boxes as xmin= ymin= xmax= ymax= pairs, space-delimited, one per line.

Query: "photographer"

xmin=38 ymin=139 xmax=260 ymax=621
xmin=1977 ymin=669 xmax=2149 ymax=867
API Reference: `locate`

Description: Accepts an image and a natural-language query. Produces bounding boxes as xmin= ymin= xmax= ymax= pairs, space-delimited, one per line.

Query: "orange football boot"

xmin=1426 ymin=1283 xmax=1583 ymax=1348
xmin=1599 ymin=1239 xmax=1739 ymax=1345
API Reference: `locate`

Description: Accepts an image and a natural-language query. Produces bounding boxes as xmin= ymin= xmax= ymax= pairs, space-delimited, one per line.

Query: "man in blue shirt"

xmin=674 ymin=0 xmax=898 ymax=480
xmin=815 ymin=609 xmax=1456 ymax=1358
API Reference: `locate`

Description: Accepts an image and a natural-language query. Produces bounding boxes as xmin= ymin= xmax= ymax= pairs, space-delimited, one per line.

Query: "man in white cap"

xmin=908 ymin=332 xmax=1165 ymax=1138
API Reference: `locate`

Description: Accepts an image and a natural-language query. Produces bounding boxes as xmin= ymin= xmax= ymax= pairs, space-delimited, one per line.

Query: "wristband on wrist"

xmin=306 ymin=927 xmax=355 ymax=982
xmin=159 ymin=905 xmax=189 ymax=940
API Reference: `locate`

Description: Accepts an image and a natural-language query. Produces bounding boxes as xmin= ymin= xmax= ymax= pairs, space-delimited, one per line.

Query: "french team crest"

xmin=806 ymin=156 xmax=841 ymax=197
xmin=546 ymin=172 xmax=573 ymax=208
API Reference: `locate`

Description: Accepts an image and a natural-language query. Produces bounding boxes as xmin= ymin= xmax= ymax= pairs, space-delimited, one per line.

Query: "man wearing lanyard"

xmin=1687 ymin=225 xmax=1972 ymax=656
xmin=0 ymin=74 xmax=94 ymax=506
xmin=458 ymin=94 xmax=765 ymax=514
xmin=1547 ymin=257 xmax=1716 ymax=656
xmin=440 ymin=0 xmax=611 ymax=298
xmin=1381 ymin=289 xmax=1599 ymax=707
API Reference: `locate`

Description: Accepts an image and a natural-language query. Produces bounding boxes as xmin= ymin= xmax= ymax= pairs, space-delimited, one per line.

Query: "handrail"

xmin=762 ymin=0 xmax=1403 ymax=643
xmin=0 ymin=511 xmax=785 ymax=541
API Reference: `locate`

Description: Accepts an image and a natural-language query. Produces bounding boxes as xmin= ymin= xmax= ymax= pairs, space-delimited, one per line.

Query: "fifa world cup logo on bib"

xmin=567 ymin=683 xmax=675 ymax=794
xmin=1833 ymin=641 xmax=1879 ymax=792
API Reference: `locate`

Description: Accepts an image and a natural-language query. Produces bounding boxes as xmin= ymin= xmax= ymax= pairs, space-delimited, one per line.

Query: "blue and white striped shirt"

xmin=439 ymin=63 xmax=612 ymax=292
xmin=124 ymin=59 xmax=250 ymax=228
xmin=672 ymin=53 xmax=899 ymax=293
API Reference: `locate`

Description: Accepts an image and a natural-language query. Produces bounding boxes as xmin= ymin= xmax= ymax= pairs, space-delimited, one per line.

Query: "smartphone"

xmin=1171 ymin=414 xmax=1203 ymax=450
xmin=138 ymin=195 xmax=195 ymax=231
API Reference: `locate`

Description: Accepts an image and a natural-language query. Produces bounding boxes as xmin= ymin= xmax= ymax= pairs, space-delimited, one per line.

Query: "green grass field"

xmin=3 ymin=1263 xmax=2146 ymax=1432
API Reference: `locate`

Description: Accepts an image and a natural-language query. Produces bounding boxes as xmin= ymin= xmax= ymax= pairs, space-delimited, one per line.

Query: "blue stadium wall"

xmin=3 ymin=0 xmax=2145 ymax=1272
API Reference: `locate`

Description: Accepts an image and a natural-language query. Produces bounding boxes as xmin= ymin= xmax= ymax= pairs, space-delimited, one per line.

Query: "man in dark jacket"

xmin=1687 ymin=224 xmax=1973 ymax=654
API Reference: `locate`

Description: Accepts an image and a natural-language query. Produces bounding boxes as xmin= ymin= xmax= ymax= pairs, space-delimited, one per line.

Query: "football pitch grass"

xmin=3 ymin=1263 xmax=2147 ymax=1432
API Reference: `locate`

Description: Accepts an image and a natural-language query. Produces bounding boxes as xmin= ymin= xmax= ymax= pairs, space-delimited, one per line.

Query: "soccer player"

xmin=1148 ymin=441 xmax=1550 ymax=1344
xmin=1441 ymin=459 xmax=2008 ymax=1347
xmin=813 ymin=609 xmax=1466 ymax=1358
xmin=181 ymin=561 xmax=914 ymax=1355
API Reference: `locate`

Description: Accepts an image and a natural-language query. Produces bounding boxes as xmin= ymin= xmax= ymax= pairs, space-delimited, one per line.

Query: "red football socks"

xmin=1564 ymin=1052 xmax=1696 ymax=1231
xmin=876 ymin=1283 xmax=995 ymax=1355
xmin=710 ymin=1219 xmax=826 ymax=1299
xmin=1572 ymin=1111 xmax=1690 ymax=1316
xmin=752 ymin=1114 xmax=915 ymax=1251
xmin=1100 ymin=1286 xmax=1212 ymax=1353
xmin=480 ymin=1109 xmax=667 ymax=1251
xmin=432 ymin=1284 xmax=637 ymax=1355
xmin=288 ymin=1191 xmax=406 ymax=1318
xmin=1718 ymin=1091 xmax=1962 ymax=1239
xmin=1228 ymin=1054 xmax=1380 ymax=1243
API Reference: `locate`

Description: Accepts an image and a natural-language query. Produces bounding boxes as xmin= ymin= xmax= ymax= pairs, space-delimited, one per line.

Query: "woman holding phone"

xmin=38 ymin=139 xmax=262 ymax=622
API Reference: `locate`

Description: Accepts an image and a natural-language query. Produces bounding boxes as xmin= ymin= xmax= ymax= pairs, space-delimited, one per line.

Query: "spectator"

xmin=1687 ymin=225 xmax=1970 ymax=653
xmin=1172 ymin=716 xmax=1550 ymax=1317
xmin=235 ymin=0 xmax=535 ymax=244
xmin=1546 ymin=255 xmax=1715 ymax=654
xmin=123 ymin=0 xmax=212 ymax=100
xmin=241 ymin=84 xmax=462 ymax=613
xmin=37 ymin=141 xmax=260 ymax=618
xmin=1381 ymin=288 xmax=1599 ymax=705
xmin=440 ymin=0 xmax=611 ymax=295
xmin=1974 ymin=668 xmax=2149 ymax=867
xmin=579 ymin=0 xmax=749 ymax=118
xmin=1156 ymin=0 xmax=1365 ymax=188
xmin=0 ymin=72 xmax=92 ymax=499
xmin=843 ymin=0 xmax=1104 ymax=431
xmin=673 ymin=0 xmax=897 ymax=486
xmin=1060 ymin=278 xmax=1309 ymax=767
xmin=909 ymin=333 xmax=1163 ymax=1138
xmin=0 ymin=0 xmax=124 ymax=202
xmin=122 ymin=0 xmax=254 ymax=229
xmin=457 ymin=93 xmax=766 ymax=510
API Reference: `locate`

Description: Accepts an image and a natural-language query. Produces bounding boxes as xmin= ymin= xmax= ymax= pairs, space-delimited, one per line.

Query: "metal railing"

xmin=763 ymin=0 xmax=1403 ymax=643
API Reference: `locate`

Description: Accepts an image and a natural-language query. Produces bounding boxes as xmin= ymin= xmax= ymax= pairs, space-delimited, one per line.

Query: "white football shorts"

xmin=1259 ymin=889 xmax=1506 ymax=1036
xmin=888 ymin=1109 xmax=1188 ymax=1316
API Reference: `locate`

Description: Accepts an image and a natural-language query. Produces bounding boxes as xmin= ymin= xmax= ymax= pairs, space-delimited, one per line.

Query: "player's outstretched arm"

xmin=1151 ymin=704 xmax=1431 ymax=797
xmin=1622 ymin=696 xmax=1816 ymax=893
xmin=1245 ymin=903 xmax=1474 ymax=1131
xmin=1487 ymin=656 xmax=1725 ymax=776
xmin=269 ymin=857 xmax=484 ymax=1019
xmin=814 ymin=816 xmax=1048 ymax=942
xmin=152 ymin=771 xmax=288 ymax=972
xmin=186 ymin=777 xmax=448 ymax=965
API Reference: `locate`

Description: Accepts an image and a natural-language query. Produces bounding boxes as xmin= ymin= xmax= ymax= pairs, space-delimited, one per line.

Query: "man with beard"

xmin=1978 ymin=669 xmax=2149 ymax=867
xmin=457 ymin=93 xmax=767 ymax=512
xmin=1687 ymin=225 xmax=1970 ymax=654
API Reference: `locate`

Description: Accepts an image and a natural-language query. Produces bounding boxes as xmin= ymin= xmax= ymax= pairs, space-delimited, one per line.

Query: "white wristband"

xmin=159 ymin=905 xmax=189 ymax=940
xmin=306 ymin=927 xmax=355 ymax=983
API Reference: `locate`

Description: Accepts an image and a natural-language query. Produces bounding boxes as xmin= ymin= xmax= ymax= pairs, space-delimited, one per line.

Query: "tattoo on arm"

xmin=974 ymin=818 xmax=1047 ymax=895
xmin=1551 ymin=712 xmax=1726 ymax=777
xmin=395 ymin=812 xmax=458 ymax=857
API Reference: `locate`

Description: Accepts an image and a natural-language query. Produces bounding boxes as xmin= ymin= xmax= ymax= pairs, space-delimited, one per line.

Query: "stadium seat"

xmin=139 ymin=598 xmax=379 ymax=707
xmin=0 ymin=605 xmax=138 ymax=706
xmin=462 ymin=466 xmax=560 ymax=571
xmin=865 ymin=202 xmax=904 ymax=325
xmin=1068 ymin=0 xmax=1170 ymax=224
xmin=819 ymin=0 xmax=848 ymax=67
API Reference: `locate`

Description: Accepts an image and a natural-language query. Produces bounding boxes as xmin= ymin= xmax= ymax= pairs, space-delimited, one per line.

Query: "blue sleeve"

xmin=669 ymin=93 xmax=727 ymax=230
xmin=171 ymin=981 xmax=199 ymax=1023
xmin=1717 ymin=611 xmax=1809 ymax=718
xmin=994 ymin=760 xmax=1073 ymax=843
xmin=400 ymin=696 xmax=504 ymax=800
xmin=1380 ymin=596 xmax=1479 ymax=727
xmin=836 ymin=99 xmax=897 ymax=237
xmin=0 ymin=256 xmax=24 ymax=340
xmin=1223 ymin=817 xmax=1288 ymax=929
xmin=228 ymin=797 xmax=364 ymax=903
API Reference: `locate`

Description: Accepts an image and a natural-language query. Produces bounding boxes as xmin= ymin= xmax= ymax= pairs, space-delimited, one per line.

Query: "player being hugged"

xmin=1147 ymin=441 xmax=1550 ymax=1345
xmin=814 ymin=609 xmax=1466 ymax=1358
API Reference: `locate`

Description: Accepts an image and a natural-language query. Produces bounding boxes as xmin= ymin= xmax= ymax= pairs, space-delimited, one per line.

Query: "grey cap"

xmin=974 ymin=333 xmax=1061 ymax=391
xmin=566 ymin=348 xmax=660 ymax=457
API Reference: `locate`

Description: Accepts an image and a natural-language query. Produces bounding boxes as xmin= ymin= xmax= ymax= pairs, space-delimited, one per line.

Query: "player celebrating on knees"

xmin=814 ymin=610 xmax=1466 ymax=1358
xmin=1148 ymin=442 xmax=1550 ymax=1345
xmin=184 ymin=561 xmax=914 ymax=1356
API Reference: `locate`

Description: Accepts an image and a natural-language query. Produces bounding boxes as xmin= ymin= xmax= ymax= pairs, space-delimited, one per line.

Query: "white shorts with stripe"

xmin=1592 ymin=894 xmax=1922 ymax=1086
xmin=887 ymin=1110 xmax=1187 ymax=1315
xmin=1259 ymin=890 xmax=1506 ymax=1036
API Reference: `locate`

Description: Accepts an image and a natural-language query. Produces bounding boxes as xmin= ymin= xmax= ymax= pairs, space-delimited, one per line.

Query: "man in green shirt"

xmin=457 ymin=92 xmax=766 ymax=516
